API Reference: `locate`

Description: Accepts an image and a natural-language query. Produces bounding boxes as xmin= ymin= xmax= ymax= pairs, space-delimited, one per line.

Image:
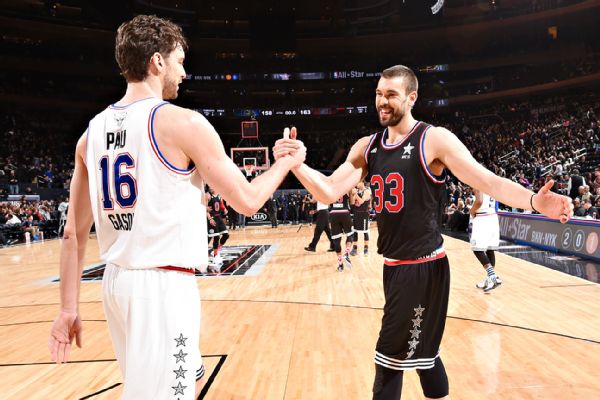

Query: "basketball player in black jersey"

xmin=350 ymin=181 xmax=372 ymax=256
xmin=329 ymin=193 xmax=354 ymax=271
xmin=206 ymin=186 xmax=229 ymax=267
xmin=273 ymin=65 xmax=573 ymax=399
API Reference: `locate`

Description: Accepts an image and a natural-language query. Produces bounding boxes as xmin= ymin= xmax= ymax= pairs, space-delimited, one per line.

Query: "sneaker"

xmin=476 ymin=276 xmax=503 ymax=290
xmin=304 ymin=246 xmax=316 ymax=252
xmin=350 ymin=248 xmax=358 ymax=256
xmin=213 ymin=254 xmax=224 ymax=266
xmin=337 ymin=264 xmax=344 ymax=272
xmin=342 ymin=254 xmax=353 ymax=270
xmin=481 ymin=277 xmax=502 ymax=293
xmin=327 ymin=247 xmax=336 ymax=252
xmin=364 ymin=249 xmax=369 ymax=256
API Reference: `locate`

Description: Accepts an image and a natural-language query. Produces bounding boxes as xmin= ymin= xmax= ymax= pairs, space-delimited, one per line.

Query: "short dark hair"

xmin=115 ymin=14 xmax=188 ymax=82
xmin=381 ymin=65 xmax=418 ymax=94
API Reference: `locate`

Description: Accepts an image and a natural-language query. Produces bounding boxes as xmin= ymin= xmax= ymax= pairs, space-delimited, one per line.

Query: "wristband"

xmin=530 ymin=194 xmax=539 ymax=213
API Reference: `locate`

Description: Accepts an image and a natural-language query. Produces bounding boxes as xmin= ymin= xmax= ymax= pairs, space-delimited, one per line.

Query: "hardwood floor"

xmin=1 ymin=224 xmax=598 ymax=399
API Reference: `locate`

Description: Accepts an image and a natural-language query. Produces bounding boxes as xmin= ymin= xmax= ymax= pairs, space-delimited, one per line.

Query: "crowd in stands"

xmin=0 ymin=113 xmax=75 ymax=195
xmin=0 ymin=197 xmax=67 ymax=246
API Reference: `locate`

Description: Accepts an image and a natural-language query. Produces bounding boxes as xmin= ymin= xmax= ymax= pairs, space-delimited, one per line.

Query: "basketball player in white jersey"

xmin=469 ymin=189 xmax=502 ymax=292
xmin=47 ymin=15 xmax=305 ymax=399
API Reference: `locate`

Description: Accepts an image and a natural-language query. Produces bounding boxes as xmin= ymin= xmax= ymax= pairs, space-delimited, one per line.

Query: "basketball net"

xmin=244 ymin=165 xmax=255 ymax=177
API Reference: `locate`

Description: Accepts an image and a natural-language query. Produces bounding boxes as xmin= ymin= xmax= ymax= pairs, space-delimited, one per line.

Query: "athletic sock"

xmin=485 ymin=264 xmax=496 ymax=279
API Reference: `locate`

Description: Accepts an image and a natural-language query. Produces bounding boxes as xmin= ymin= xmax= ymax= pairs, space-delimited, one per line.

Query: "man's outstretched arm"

xmin=274 ymin=129 xmax=371 ymax=204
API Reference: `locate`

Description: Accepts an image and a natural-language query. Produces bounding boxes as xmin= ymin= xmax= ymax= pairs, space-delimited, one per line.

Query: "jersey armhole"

xmin=419 ymin=126 xmax=446 ymax=184
xmin=363 ymin=133 xmax=378 ymax=164
xmin=147 ymin=102 xmax=196 ymax=175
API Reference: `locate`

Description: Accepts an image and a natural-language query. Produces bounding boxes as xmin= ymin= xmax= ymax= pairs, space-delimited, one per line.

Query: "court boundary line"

xmin=1 ymin=299 xmax=598 ymax=345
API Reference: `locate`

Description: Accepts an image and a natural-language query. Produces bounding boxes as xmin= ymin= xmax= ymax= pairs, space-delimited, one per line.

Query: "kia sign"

xmin=248 ymin=212 xmax=269 ymax=225
xmin=499 ymin=212 xmax=600 ymax=261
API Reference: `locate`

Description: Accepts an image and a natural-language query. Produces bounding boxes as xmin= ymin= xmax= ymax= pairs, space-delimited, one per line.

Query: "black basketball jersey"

xmin=329 ymin=194 xmax=351 ymax=214
xmin=353 ymin=189 xmax=370 ymax=213
xmin=365 ymin=121 xmax=446 ymax=260
xmin=208 ymin=194 xmax=225 ymax=217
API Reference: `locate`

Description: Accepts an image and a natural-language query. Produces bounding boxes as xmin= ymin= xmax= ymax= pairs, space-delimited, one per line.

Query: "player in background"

xmin=206 ymin=186 xmax=229 ymax=267
xmin=350 ymin=181 xmax=372 ymax=256
xmin=329 ymin=193 xmax=354 ymax=271
xmin=469 ymin=188 xmax=502 ymax=292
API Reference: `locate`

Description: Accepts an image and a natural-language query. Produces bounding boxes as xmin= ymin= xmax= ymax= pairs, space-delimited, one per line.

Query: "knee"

xmin=373 ymin=364 xmax=403 ymax=400
xmin=417 ymin=358 xmax=449 ymax=399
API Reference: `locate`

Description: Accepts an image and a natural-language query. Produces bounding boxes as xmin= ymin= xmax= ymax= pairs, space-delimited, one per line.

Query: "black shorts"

xmin=329 ymin=212 xmax=353 ymax=240
xmin=374 ymin=254 xmax=450 ymax=370
xmin=352 ymin=211 xmax=370 ymax=233
xmin=207 ymin=215 xmax=228 ymax=238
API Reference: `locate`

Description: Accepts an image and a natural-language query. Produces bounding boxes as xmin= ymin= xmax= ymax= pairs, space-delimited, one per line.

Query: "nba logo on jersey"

xmin=402 ymin=143 xmax=414 ymax=159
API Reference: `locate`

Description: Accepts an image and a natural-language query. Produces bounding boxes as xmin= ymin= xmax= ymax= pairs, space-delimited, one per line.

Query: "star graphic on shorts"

xmin=174 ymin=333 xmax=188 ymax=347
xmin=408 ymin=338 xmax=419 ymax=350
xmin=172 ymin=381 xmax=186 ymax=395
xmin=406 ymin=350 xmax=415 ymax=359
xmin=413 ymin=305 xmax=425 ymax=317
xmin=173 ymin=365 xmax=187 ymax=379
xmin=412 ymin=316 xmax=423 ymax=328
xmin=409 ymin=327 xmax=421 ymax=339
xmin=173 ymin=349 xmax=188 ymax=363
xmin=403 ymin=143 xmax=415 ymax=155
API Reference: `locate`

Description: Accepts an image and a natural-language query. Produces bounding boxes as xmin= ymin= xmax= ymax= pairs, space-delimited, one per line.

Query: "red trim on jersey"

xmin=380 ymin=121 xmax=421 ymax=150
xmin=384 ymin=250 xmax=446 ymax=266
xmin=364 ymin=133 xmax=378 ymax=163
xmin=418 ymin=125 xmax=445 ymax=184
xmin=157 ymin=266 xmax=195 ymax=274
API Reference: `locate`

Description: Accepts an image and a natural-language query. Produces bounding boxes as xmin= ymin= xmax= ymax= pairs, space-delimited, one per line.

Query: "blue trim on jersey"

xmin=109 ymin=96 xmax=155 ymax=109
xmin=380 ymin=121 xmax=420 ymax=149
xmin=149 ymin=102 xmax=196 ymax=173
xmin=419 ymin=126 xmax=445 ymax=183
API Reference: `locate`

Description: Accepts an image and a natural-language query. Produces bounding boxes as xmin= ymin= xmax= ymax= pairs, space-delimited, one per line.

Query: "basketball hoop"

xmin=244 ymin=165 xmax=255 ymax=177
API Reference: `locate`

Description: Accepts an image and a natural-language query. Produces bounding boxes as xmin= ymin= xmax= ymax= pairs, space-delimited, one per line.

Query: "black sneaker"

xmin=349 ymin=248 xmax=358 ymax=256
xmin=337 ymin=264 xmax=344 ymax=272
xmin=327 ymin=247 xmax=336 ymax=252
xmin=304 ymin=246 xmax=316 ymax=252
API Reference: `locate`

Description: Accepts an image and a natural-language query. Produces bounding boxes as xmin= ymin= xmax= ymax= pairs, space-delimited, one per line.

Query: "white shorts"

xmin=102 ymin=264 xmax=204 ymax=399
xmin=470 ymin=213 xmax=500 ymax=251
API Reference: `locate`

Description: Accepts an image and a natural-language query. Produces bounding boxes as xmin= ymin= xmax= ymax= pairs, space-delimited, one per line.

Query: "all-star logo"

xmin=402 ymin=143 xmax=414 ymax=159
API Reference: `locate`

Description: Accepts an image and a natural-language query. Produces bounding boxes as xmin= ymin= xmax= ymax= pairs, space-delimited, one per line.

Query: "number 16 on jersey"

xmin=99 ymin=153 xmax=138 ymax=210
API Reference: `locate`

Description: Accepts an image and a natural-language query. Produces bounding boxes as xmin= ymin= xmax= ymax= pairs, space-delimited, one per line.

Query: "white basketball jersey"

xmin=477 ymin=193 xmax=498 ymax=215
xmin=86 ymin=97 xmax=208 ymax=269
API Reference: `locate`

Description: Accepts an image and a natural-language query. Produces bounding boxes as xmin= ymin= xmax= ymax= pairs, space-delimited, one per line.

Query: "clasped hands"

xmin=273 ymin=127 xmax=305 ymax=169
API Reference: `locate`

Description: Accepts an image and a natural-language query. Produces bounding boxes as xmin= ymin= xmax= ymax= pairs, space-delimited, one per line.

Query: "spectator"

xmin=573 ymin=198 xmax=586 ymax=217
xmin=8 ymin=170 xmax=19 ymax=195
xmin=583 ymin=199 xmax=599 ymax=219
xmin=5 ymin=213 xmax=21 ymax=225
xmin=568 ymin=169 xmax=585 ymax=200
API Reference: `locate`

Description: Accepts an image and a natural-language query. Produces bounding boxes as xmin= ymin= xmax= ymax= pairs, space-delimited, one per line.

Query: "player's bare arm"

xmin=470 ymin=189 xmax=483 ymax=217
xmin=424 ymin=127 xmax=573 ymax=222
xmin=156 ymin=105 xmax=304 ymax=216
xmin=49 ymin=133 xmax=94 ymax=364
xmin=274 ymin=131 xmax=371 ymax=204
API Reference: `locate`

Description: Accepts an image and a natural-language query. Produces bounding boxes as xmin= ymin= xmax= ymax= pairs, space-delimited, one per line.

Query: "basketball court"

xmin=1 ymin=226 xmax=599 ymax=399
